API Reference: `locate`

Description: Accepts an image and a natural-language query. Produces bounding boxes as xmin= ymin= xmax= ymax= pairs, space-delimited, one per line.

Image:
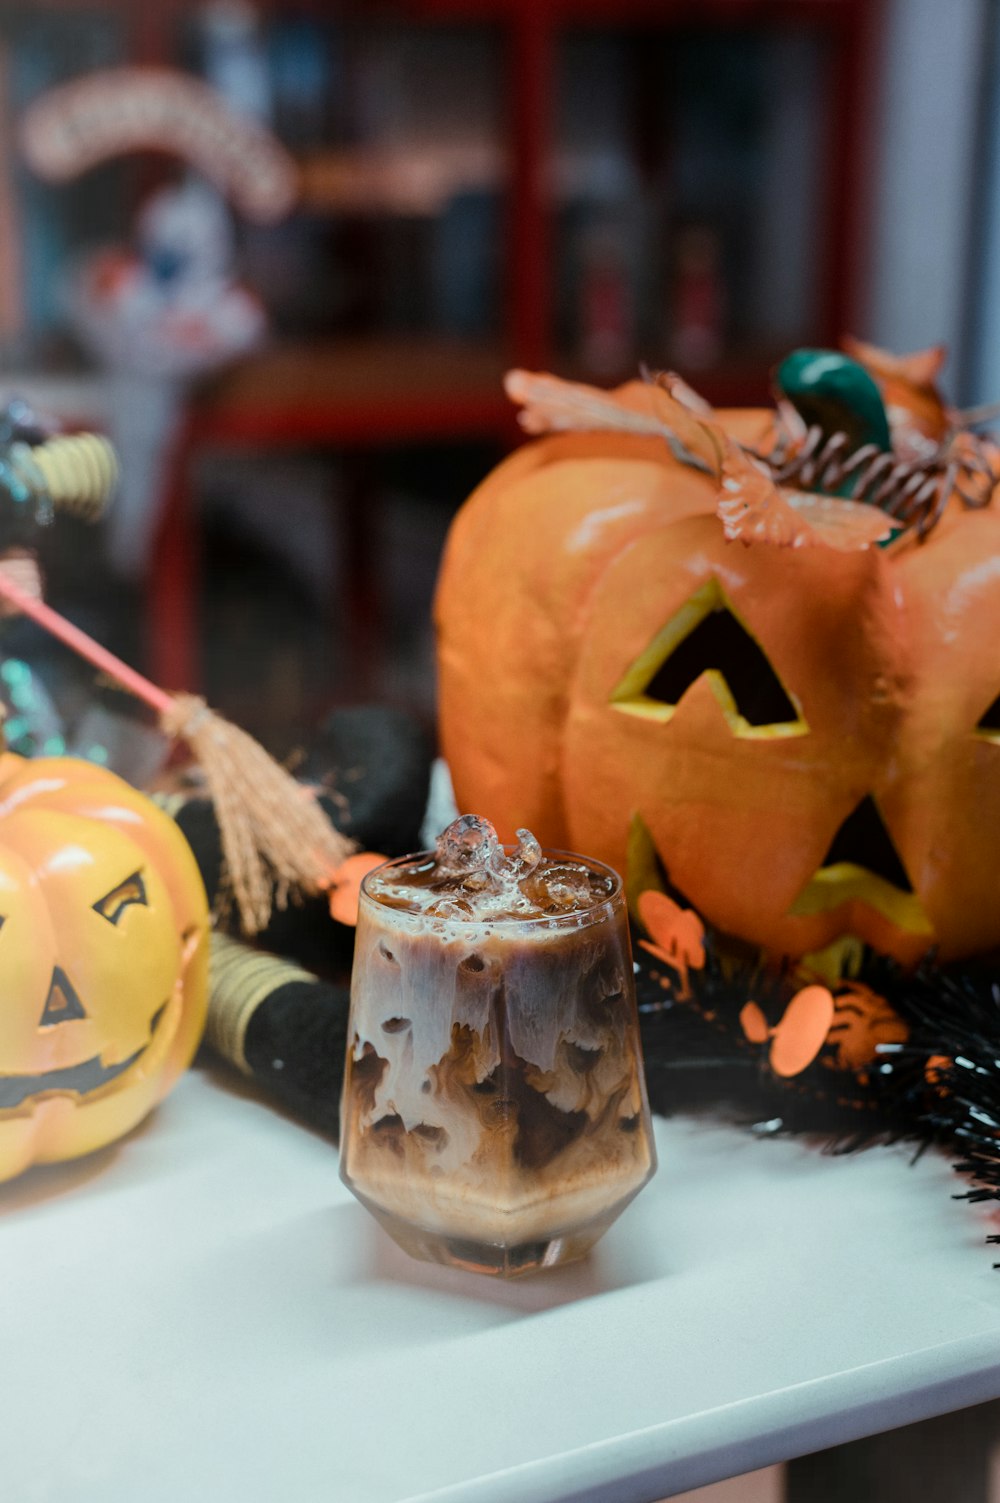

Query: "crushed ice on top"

xmin=367 ymin=814 xmax=614 ymax=920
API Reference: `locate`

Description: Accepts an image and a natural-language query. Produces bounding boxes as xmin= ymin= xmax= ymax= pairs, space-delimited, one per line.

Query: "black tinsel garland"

xmin=875 ymin=966 xmax=1000 ymax=1230
xmin=636 ymin=943 xmax=913 ymax=1143
xmin=639 ymin=936 xmax=1000 ymax=1255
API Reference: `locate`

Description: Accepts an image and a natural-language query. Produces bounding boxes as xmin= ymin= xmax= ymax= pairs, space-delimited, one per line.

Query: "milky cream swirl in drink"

xmin=339 ymin=816 xmax=657 ymax=1276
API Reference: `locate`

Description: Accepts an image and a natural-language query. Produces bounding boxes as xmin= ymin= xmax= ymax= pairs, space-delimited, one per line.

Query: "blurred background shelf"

xmin=2 ymin=0 xmax=872 ymax=385
xmin=152 ymin=334 xmax=517 ymax=704
xmin=191 ymin=337 xmax=515 ymax=443
xmin=0 ymin=0 xmax=877 ymax=738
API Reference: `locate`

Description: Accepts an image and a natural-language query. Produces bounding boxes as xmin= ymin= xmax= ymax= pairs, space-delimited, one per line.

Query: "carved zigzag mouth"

xmin=0 ymin=1002 xmax=168 ymax=1111
xmin=787 ymin=862 xmax=933 ymax=935
xmin=625 ymin=804 xmax=934 ymax=946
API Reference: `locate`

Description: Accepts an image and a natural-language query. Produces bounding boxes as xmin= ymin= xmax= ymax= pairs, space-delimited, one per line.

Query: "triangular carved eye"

xmin=643 ymin=609 xmax=798 ymax=724
xmin=610 ymin=577 xmax=807 ymax=739
xmin=975 ymin=693 xmax=1000 ymax=740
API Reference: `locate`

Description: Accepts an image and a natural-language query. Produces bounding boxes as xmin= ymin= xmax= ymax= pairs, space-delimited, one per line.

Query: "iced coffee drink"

xmin=339 ymin=815 xmax=656 ymax=1276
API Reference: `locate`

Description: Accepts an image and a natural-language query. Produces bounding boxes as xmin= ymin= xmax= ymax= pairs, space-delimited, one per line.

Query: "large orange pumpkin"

xmin=435 ymin=355 xmax=1000 ymax=969
xmin=0 ymin=753 xmax=209 ymax=1180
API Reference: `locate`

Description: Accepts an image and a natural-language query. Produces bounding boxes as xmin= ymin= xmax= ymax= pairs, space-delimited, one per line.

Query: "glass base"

xmin=363 ymin=1197 xmax=621 ymax=1278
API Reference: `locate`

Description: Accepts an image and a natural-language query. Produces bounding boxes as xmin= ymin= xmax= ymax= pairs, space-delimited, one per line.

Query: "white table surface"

xmin=2 ymin=1064 xmax=999 ymax=1503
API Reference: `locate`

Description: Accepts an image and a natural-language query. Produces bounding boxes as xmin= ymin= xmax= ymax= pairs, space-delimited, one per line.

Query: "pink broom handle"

xmin=0 ymin=559 xmax=355 ymax=933
xmin=0 ymin=568 xmax=174 ymax=716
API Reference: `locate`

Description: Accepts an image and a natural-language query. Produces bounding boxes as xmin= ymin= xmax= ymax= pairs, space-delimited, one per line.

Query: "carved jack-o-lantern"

xmin=0 ymin=753 xmax=209 ymax=1180
xmin=435 ymin=353 xmax=1000 ymax=969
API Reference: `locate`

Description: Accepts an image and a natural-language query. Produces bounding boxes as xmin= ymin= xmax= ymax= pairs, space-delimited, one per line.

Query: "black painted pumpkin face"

xmin=0 ymin=755 xmax=209 ymax=1179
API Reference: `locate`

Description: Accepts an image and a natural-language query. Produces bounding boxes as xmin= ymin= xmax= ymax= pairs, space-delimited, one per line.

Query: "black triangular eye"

xmin=976 ymin=694 xmax=1000 ymax=734
xmin=94 ymin=871 xmax=148 ymax=926
xmin=642 ymin=606 xmax=798 ymax=726
xmin=40 ymin=967 xmax=87 ymax=1027
xmin=820 ymin=795 xmax=912 ymax=891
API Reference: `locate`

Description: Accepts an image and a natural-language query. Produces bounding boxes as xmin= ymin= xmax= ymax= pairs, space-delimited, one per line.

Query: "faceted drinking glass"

xmin=339 ymin=850 xmax=657 ymax=1277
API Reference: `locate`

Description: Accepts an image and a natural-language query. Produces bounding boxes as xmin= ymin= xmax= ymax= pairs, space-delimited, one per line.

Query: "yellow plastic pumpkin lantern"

xmin=435 ymin=352 xmax=1000 ymax=971
xmin=0 ymin=753 xmax=209 ymax=1180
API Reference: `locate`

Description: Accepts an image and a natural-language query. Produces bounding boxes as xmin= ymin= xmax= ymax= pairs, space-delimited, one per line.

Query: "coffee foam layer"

xmin=365 ymin=851 xmax=616 ymax=924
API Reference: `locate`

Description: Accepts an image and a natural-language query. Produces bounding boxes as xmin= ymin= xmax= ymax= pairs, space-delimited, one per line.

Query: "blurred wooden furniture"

xmin=153 ymin=337 xmax=515 ymax=691
xmin=63 ymin=0 xmax=874 ymax=691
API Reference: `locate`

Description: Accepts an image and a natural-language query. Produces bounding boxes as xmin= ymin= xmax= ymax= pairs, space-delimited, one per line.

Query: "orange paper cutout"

xmin=328 ymin=852 xmax=386 ymax=927
xmin=740 ymin=985 xmax=836 ymax=1078
xmin=826 ymin=982 xmax=908 ymax=1071
xmin=925 ymin=1054 xmax=952 ymax=1090
xmin=637 ymin=889 xmax=705 ymax=1000
xmin=741 ymin=980 xmax=908 ymax=1080
xmin=739 ymin=1000 xmax=770 ymax=1045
